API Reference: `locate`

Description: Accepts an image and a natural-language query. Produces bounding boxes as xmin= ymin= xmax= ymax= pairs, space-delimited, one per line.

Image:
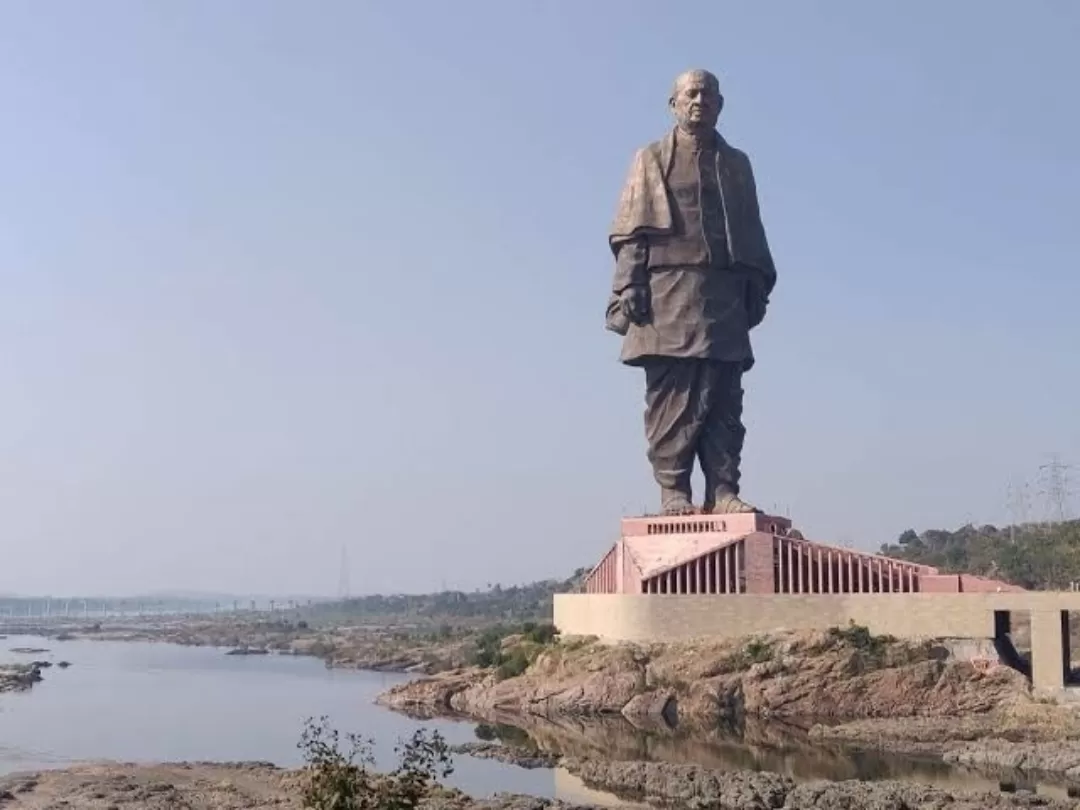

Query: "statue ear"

xmin=716 ymin=93 xmax=725 ymax=115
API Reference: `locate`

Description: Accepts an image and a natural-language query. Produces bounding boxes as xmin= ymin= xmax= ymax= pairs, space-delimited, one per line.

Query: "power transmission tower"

xmin=337 ymin=546 xmax=351 ymax=601
xmin=1006 ymin=477 xmax=1032 ymax=542
xmin=1038 ymin=455 xmax=1073 ymax=525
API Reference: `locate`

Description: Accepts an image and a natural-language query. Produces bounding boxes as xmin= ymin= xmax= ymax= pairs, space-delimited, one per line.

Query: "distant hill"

xmin=879 ymin=519 xmax=1080 ymax=590
xmin=306 ymin=567 xmax=589 ymax=624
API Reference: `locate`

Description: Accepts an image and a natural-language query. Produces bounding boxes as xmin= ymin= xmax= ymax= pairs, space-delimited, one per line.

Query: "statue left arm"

xmin=740 ymin=155 xmax=775 ymax=329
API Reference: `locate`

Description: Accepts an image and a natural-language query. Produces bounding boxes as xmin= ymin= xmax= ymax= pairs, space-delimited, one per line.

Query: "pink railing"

xmin=642 ymin=540 xmax=746 ymax=594
xmin=771 ymin=536 xmax=922 ymax=593
xmin=583 ymin=544 xmax=619 ymax=594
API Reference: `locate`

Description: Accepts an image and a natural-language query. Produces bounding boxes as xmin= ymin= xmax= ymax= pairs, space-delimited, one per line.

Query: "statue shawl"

xmin=607 ymin=129 xmax=777 ymax=294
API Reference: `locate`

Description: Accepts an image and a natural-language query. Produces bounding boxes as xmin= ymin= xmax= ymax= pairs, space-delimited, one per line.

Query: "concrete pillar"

xmin=1031 ymin=610 xmax=1067 ymax=693
xmin=743 ymin=533 xmax=775 ymax=594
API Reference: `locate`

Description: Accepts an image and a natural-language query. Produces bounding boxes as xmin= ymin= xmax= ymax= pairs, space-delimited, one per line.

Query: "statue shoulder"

xmin=625 ymin=138 xmax=664 ymax=166
xmin=719 ymin=139 xmax=753 ymax=166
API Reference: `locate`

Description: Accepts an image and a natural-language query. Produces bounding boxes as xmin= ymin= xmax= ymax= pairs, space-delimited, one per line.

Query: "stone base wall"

xmin=553 ymin=592 xmax=1080 ymax=693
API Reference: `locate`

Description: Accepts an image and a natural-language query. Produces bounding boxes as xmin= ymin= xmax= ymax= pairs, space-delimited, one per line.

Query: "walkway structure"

xmin=556 ymin=512 xmax=1079 ymax=694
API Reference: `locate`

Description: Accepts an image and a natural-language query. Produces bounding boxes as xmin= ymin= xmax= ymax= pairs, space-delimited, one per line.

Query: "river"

xmin=0 ymin=634 xmax=1068 ymax=803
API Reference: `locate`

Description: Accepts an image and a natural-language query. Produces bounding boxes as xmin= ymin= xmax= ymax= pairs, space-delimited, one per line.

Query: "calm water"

xmin=0 ymin=635 xmax=553 ymax=798
xmin=0 ymin=635 xmax=1069 ymax=802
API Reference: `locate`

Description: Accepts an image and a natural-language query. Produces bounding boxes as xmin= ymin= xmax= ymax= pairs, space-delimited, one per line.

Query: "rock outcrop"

xmin=377 ymin=630 xmax=1031 ymax=727
xmin=0 ymin=663 xmax=45 ymax=693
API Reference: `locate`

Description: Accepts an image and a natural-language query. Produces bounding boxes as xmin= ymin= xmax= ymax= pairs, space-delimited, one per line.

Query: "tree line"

xmin=879 ymin=520 xmax=1080 ymax=590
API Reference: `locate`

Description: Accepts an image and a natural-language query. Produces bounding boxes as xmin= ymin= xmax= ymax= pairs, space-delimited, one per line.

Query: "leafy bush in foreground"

xmin=297 ymin=716 xmax=453 ymax=810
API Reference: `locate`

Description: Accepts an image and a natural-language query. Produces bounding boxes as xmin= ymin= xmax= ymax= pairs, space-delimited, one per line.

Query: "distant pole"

xmin=1006 ymin=477 xmax=1032 ymax=543
xmin=338 ymin=546 xmax=351 ymax=601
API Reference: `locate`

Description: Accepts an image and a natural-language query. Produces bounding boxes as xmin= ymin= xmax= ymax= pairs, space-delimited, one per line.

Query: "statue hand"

xmin=746 ymin=277 xmax=769 ymax=329
xmin=620 ymin=285 xmax=651 ymax=326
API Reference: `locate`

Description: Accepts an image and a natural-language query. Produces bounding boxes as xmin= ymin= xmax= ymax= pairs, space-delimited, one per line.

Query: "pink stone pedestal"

xmin=581 ymin=512 xmax=964 ymax=596
xmin=583 ymin=512 xmax=793 ymax=596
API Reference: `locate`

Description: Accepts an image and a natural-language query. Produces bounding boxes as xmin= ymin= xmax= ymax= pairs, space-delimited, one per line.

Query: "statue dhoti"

xmin=605 ymin=70 xmax=777 ymax=516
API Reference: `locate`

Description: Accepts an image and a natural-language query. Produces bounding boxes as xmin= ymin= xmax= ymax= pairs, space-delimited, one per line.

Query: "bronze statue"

xmin=606 ymin=69 xmax=776 ymax=516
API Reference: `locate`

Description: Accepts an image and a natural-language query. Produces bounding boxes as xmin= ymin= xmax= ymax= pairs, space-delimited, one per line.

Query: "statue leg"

xmin=643 ymin=358 xmax=708 ymax=515
xmin=698 ymin=361 xmax=759 ymax=514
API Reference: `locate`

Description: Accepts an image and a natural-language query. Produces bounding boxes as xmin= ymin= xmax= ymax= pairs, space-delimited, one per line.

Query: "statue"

xmin=605 ymin=69 xmax=777 ymax=516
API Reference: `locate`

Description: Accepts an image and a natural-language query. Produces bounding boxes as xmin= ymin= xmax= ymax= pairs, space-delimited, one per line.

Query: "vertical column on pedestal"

xmin=742 ymin=533 xmax=776 ymax=594
xmin=1030 ymin=610 xmax=1067 ymax=693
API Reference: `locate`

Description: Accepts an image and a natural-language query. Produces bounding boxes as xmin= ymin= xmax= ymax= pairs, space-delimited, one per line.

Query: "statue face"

xmin=670 ymin=71 xmax=721 ymax=133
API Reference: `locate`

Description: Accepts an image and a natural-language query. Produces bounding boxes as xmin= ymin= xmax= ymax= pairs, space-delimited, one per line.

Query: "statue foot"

xmin=710 ymin=491 xmax=761 ymax=515
xmin=660 ymin=488 xmax=696 ymax=515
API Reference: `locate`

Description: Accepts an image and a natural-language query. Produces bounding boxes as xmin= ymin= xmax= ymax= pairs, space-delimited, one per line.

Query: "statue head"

xmin=669 ymin=69 xmax=723 ymax=135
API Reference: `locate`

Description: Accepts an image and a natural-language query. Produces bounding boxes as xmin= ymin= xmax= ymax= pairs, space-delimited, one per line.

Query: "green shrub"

xmin=827 ymin=621 xmax=898 ymax=670
xmin=743 ymin=637 xmax=774 ymax=663
xmin=467 ymin=621 xmax=559 ymax=675
xmin=521 ymin=622 xmax=558 ymax=645
xmin=297 ymin=716 xmax=453 ymax=810
xmin=828 ymin=621 xmax=894 ymax=652
xmin=495 ymin=650 xmax=530 ymax=680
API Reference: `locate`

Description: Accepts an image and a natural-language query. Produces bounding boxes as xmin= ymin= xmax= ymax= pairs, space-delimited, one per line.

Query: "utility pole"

xmin=337 ymin=546 xmax=351 ymax=601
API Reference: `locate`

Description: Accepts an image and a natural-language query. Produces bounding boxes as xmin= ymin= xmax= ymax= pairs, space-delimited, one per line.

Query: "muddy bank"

xmin=563 ymin=757 xmax=1080 ymax=809
xmin=807 ymin=700 xmax=1080 ymax=779
xmin=2 ymin=760 xmax=1077 ymax=810
xmin=450 ymin=741 xmax=561 ymax=769
xmin=0 ymin=762 xmax=589 ymax=810
xmin=942 ymin=739 xmax=1080 ymax=780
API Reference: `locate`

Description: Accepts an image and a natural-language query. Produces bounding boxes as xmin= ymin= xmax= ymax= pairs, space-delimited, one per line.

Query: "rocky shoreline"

xmin=2 ymin=617 xmax=473 ymax=675
xmin=376 ymin=627 xmax=1080 ymax=782
xmin=1 ymin=759 xmax=1079 ymax=810
xmin=376 ymin=628 xmax=1036 ymax=723
xmin=562 ymin=757 xmax=1080 ymax=809
xmin=0 ymin=663 xmax=44 ymax=693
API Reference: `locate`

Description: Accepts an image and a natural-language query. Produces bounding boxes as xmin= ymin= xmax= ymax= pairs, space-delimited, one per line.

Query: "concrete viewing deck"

xmin=555 ymin=513 xmax=1077 ymax=693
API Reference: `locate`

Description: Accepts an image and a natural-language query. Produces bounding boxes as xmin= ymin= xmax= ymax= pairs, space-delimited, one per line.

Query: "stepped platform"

xmin=580 ymin=512 xmax=1022 ymax=596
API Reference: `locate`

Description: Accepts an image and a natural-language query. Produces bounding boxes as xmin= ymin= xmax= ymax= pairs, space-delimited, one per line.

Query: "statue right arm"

xmin=611 ymin=237 xmax=649 ymax=293
xmin=610 ymin=238 xmax=651 ymax=327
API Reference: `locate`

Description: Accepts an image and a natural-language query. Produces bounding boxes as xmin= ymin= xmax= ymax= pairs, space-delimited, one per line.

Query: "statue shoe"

xmin=660 ymin=488 xmax=697 ymax=516
xmin=710 ymin=492 xmax=761 ymax=514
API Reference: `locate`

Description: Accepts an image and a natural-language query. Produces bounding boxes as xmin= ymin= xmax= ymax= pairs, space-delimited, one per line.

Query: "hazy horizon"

xmin=2 ymin=1 xmax=1078 ymax=597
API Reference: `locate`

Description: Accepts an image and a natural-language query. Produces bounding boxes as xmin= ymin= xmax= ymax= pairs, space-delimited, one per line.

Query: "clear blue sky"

xmin=1 ymin=1 xmax=1077 ymax=597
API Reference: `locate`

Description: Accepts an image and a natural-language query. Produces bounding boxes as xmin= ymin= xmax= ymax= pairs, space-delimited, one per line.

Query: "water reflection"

xmin=470 ymin=713 xmax=1076 ymax=801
